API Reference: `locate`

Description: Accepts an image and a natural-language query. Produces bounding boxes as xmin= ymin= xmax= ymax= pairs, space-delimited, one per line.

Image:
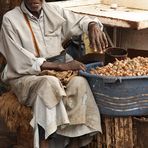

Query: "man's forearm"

xmin=40 ymin=60 xmax=86 ymax=71
xmin=40 ymin=61 xmax=62 ymax=71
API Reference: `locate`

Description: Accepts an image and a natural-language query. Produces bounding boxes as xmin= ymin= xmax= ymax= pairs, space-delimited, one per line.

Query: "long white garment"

xmin=9 ymin=75 xmax=101 ymax=148
xmin=0 ymin=1 xmax=102 ymax=148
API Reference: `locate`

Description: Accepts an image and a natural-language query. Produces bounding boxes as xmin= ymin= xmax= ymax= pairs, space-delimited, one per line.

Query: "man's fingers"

xmin=89 ymin=38 xmax=96 ymax=50
xmin=95 ymin=41 xmax=102 ymax=53
xmin=94 ymin=33 xmax=105 ymax=53
xmin=88 ymin=25 xmax=108 ymax=53
xmin=80 ymin=64 xmax=86 ymax=71
xmin=96 ymin=32 xmax=108 ymax=50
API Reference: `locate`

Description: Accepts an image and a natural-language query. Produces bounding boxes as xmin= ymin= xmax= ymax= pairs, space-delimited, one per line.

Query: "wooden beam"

xmin=58 ymin=3 xmax=148 ymax=30
xmin=102 ymin=0 xmax=148 ymax=11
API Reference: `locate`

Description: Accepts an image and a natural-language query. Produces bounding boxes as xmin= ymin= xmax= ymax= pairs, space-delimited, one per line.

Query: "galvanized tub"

xmin=80 ymin=62 xmax=148 ymax=116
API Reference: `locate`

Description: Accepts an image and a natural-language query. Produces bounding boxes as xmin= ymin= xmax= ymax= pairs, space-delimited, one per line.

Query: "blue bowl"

xmin=79 ymin=62 xmax=148 ymax=116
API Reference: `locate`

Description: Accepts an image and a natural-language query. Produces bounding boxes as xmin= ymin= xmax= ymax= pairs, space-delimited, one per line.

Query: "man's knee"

xmin=68 ymin=76 xmax=88 ymax=88
xmin=65 ymin=76 xmax=88 ymax=98
xmin=39 ymin=76 xmax=59 ymax=86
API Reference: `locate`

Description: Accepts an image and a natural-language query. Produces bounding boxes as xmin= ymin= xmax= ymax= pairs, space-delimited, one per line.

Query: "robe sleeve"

xmin=51 ymin=4 xmax=103 ymax=41
xmin=0 ymin=15 xmax=46 ymax=80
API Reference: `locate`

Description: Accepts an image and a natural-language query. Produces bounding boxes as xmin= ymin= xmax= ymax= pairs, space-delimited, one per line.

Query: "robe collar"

xmin=21 ymin=1 xmax=66 ymax=35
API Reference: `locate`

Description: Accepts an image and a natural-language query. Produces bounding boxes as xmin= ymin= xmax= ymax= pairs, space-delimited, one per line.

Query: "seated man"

xmin=0 ymin=0 xmax=108 ymax=147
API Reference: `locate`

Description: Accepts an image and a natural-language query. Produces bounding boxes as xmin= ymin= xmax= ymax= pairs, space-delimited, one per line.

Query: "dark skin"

xmin=24 ymin=0 xmax=43 ymax=18
xmin=23 ymin=0 xmax=108 ymax=147
xmin=88 ymin=22 xmax=108 ymax=53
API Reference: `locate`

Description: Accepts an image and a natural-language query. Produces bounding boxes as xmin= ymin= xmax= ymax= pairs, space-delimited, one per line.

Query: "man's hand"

xmin=59 ymin=60 xmax=86 ymax=71
xmin=88 ymin=22 xmax=108 ymax=53
xmin=40 ymin=60 xmax=86 ymax=71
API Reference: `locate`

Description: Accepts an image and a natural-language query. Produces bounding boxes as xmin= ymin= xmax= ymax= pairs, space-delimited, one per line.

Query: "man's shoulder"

xmin=46 ymin=2 xmax=59 ymax=8
xmin=44 ymin=2 xmax=62 ymax=13
xmin=3 ymin=7 xmax=21 ymax=22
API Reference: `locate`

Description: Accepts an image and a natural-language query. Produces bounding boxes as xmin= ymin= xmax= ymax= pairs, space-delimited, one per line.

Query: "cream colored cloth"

xmin=9 ymin=76 xmax=101 ymax=148
xmin=0 ymin=1 xmax=102 ymax=148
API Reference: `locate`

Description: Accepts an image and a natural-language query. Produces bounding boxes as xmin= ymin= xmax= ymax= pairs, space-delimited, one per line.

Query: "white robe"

xmin=0 ymin=1 xmax=102 ymax=148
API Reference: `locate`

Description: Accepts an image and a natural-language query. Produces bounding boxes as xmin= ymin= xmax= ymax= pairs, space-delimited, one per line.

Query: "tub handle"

xmin=103 ymin=77 xmax=122 ymax=83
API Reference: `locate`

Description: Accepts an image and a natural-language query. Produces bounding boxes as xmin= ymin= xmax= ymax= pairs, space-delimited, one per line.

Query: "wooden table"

xmin=51 ymin=1 xmax=148 ymax=30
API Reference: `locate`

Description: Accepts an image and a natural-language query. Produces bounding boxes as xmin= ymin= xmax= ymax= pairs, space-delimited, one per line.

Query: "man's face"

xmin=24 ymin=0 xmax=43 ymax=12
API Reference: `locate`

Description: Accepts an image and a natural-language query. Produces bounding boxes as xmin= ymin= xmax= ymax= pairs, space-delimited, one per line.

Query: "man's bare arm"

xmin=40 ymin=60 xmax=86 ymax=71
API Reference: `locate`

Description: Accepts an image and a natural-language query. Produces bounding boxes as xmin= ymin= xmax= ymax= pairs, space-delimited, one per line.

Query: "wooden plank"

xmin=114 ymin=117 xmax=133 ymax=148
xmin=102 ymin=0 xmax=148 ymax=11
xmin=105 ymin=117 xmax=113 ymax=148
xmin=54 ymin=1 xmax=148 ymax=30
xmin=117 ymin=28 xmax=148 ymax=50
xmin=133 ymin=117 xmax=148 ymax=148
xmin=65 ymin=4 xmax=148 ymax=29
xmin=123 ymin=117 xmax=133 ymax=148
xmin=115 ymin=118 xmax=123 ymax=147
xmin=100 ymin=116 xmax=135 ymax=148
